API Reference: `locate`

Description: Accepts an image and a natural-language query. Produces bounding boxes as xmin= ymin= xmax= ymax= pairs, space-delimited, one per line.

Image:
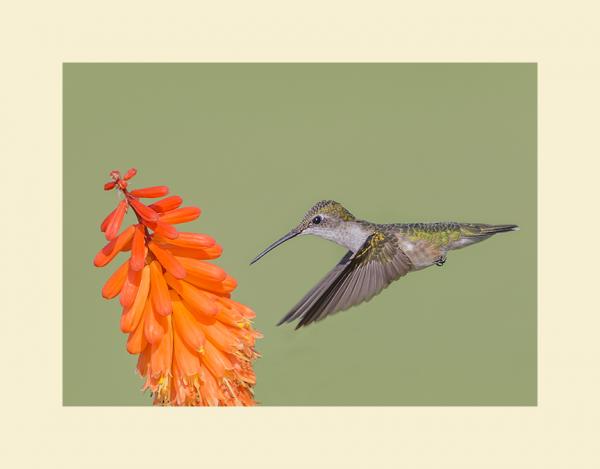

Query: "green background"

xmin=63 ymin=64 xmax=536 ymax=405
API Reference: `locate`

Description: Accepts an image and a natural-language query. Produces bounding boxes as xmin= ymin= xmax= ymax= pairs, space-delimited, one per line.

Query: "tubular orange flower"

xmin=148 ymin=241 xmax=186 ymax=279
xmin=148 ymin=220 xmax=179 ymax=239
xmin=154 ymin=232 xmax=216 ymax=249
xmin=149 ymin=195 xmax=183 ymax=213
xmin=120 ymin=267 xmax=142 ymax=308
xmin=130 ymin=224 xmax=146 ymax=271
xmin=129 ymin=185 xmax=170 ymax=198
xmin=105 ymin=199 xmax=128 ymax=241
xmin=102 ymin=260 xmax=129 ymax=299
xmin=144 ymin=299 xmax=166 ymax=344
xmin=94 ymin=168 xmax=261 ymax=406
xmin=159 ymin=206 xmax=201 ymax=224
xmin=94 ymin=225 xmax=135 ymax=267
xmin=149 ymin=260 xmax=172 ymax=316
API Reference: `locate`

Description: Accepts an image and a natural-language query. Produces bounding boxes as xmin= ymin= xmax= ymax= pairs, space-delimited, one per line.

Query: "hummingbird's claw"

xmin=434 ymin=256 xmax=446 ymax=267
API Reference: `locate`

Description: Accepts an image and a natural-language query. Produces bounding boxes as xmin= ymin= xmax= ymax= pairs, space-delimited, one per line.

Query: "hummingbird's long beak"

xmin=250 ymin=229 xmax=300 ymax=265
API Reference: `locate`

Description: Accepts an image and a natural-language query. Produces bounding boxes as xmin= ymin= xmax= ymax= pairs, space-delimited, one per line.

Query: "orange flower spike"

xmin=129 ymin=185 xmax=170 ymax=198
xmin=105 ymin=199 xmax=128 ymax=241
xmin=148 ymin=260 xmax=172 ymax=316
xmin=102 ymin=259 xmax=129 ymax=299
xmin=130 ymin=224 xmax=146 ymax=271
xmin=148 ymin=241 xmax=186 ymax=279
xmin=94 ymin=225 xmax=136 ymax=267
xmin=120 ymin=265 xmax=150 ymax=333
xmin=159 ymin=206 xmax=201 ymax=225
xmin=120 ymin=267 xmax=142 ymax=308
xmin=96 ymin=169 xmax=260 ymax=406
xmin=129 ymin=198 xmax=160 ymax=223
xmin=148 ymin=195 xmax=183 ymax=213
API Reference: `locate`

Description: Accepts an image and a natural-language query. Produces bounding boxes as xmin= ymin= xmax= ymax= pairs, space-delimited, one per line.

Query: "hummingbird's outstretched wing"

xmin=278 ymin=232 xmax=413 ymax=329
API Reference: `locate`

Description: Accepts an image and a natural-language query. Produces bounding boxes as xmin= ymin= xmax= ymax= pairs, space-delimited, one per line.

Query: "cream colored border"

xmin=3 ymin=1 xmax=599 ymax=467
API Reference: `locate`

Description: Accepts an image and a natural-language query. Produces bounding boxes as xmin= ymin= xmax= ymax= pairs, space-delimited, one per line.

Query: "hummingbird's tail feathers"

xmin=460 ymin=223 xmax=519 ymax=237
xmin=486 ymin=224 xmax=520 ymax=234
xmin=447 ymin=223 xmax=519 ymax=250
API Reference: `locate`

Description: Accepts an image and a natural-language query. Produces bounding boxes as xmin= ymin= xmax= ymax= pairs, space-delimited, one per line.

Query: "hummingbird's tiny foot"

xmin=434 ymin=256 xmax=446 ymax=267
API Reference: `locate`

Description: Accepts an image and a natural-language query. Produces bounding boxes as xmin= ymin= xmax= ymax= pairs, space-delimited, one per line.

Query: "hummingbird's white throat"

xmin=304 ymin=221 xmax=371 ymax=253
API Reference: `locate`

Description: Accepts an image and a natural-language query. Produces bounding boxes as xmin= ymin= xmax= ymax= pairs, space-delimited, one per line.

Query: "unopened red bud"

xmin=104 ymin=181 xmax=116 ymax=191
xmin=124 ymin=168 xmax=137 ymax=180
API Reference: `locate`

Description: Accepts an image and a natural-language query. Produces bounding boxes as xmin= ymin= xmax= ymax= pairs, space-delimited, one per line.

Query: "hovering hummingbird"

xmin=250 ymin=200 xmax=519 ymax=329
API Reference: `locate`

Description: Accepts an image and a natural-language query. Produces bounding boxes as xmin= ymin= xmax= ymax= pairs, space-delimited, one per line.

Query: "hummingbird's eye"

xmin=312 ymin=216 xmax=322 ymax=225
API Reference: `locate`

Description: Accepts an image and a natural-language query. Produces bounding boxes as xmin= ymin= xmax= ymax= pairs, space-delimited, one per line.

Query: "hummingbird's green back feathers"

xmin=401 ymin=222 xmax=519 ymax=251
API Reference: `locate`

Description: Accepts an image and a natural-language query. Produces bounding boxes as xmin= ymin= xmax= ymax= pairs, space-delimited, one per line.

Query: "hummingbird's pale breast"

xmin=395 ymin=234 xmax=444 ymax=270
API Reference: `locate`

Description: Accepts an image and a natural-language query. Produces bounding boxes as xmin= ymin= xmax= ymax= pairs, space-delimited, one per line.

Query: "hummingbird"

xmin=250 ymin=200 xmax=519 ymax=329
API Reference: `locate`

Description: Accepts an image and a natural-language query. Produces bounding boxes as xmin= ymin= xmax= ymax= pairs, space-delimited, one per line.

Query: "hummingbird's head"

xmin=250 ymin=200 xmax=356 ymax=264
xmin=296 ymin=200 xmax=356 ymax=234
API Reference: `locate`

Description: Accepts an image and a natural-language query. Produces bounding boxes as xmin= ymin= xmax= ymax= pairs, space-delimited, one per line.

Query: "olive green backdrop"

xmin=63 ymin=64 xmax=536 ymax=406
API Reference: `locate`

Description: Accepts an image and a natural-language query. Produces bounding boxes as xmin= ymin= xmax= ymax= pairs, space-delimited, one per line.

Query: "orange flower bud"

xmin=102 ymin=260 xmax=129 ymax=299
xmin=105 ymin=200 xmax=128 ymax=241
xmin=149 ymin=260 xmax=172 ymax=316
xmin=129 ymin=185 xmax=169 ymax=198
xmin=149 ymin=195 xmax=183 ymax=213
xmin=129 ymin=198 xmax=159 ymax=222
xmin=159 ymin=206 xmax=201 ymax=225
xmin=148 ymin=241 xmax=186 ymax=279
xmin=130 ymin=224 xmax=146 ymax=271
